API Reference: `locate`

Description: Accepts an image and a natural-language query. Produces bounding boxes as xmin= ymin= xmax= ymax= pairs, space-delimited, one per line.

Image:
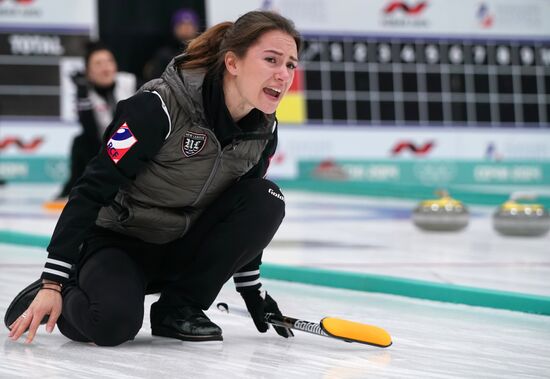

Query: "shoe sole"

xmin=4 ymin=279 xmax=49 ymax=330
xmin=152 ymin=326 xmax=223 ymax=342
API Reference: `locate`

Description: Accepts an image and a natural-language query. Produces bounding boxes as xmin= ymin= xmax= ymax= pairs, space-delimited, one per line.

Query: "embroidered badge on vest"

xmin=107 ymin=122 xmax=138 ymax=164
xmin=182 ymin=131 xmax=207 ymax=157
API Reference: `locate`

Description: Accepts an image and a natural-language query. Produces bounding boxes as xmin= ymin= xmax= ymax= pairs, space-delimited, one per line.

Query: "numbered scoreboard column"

xmin=300 ymin=36 xmax=550 ymax=127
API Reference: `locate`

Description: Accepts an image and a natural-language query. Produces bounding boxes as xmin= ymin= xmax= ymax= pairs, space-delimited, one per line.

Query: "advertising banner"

xmin=0 ymin=0 xmax=96 ymax=32
xmin=274 ymin=126 xmax=550 ymax=161
xmin=206 ymin=0 xmax=550 ymax=38
xmin=0 ymin=121 xmax=78 ymax=182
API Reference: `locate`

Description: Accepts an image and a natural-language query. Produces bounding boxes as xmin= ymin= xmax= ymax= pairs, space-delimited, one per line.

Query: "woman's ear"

xmin=224 ymin=51 xmax=239 ymax=76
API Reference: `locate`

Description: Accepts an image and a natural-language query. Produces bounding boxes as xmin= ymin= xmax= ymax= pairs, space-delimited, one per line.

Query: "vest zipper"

xmin=191 ymin=149 xmax=224 ymax=207
xmin=191 ymin=127 xmax=236 ymax=207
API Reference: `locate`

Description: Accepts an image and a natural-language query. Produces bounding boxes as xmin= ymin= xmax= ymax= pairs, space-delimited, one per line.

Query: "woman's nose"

xmin=274 ymin=66 xmax=290 ymax=82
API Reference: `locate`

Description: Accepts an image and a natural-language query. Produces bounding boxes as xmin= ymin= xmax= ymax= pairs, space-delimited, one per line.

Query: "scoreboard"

xmin=0 ymin=0 xmax=95 ymax=121
xmin=301 ymin=37 xmax=550 ymax=126
xmin=207 ymin=0 xmax=550 ymax=129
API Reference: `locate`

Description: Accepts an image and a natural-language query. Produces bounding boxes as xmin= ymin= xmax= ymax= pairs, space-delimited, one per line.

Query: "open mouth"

xmin=263 ymin=86 xmax=282 ymax=100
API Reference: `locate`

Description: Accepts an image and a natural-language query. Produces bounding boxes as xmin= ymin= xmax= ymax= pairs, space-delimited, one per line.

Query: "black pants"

xmin=57 ymin=178 xmax=285 ymax=346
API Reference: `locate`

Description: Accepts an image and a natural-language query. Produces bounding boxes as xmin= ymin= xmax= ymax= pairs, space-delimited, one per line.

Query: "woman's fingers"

xmin=46 ymin=306 xmax=62 ymax=333
xmin=8 ymin=290 xmax=62 ymax=343
xmin=9 ymin=310 xmax=33 ymax=341
xmin=25 ymin=312 xmax=44 ymax=344
xmin=8 ymin=317 xmax=22 ymax=337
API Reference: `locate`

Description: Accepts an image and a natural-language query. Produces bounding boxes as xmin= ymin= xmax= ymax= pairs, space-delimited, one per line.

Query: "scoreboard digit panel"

xmin=0 ymin=32 xmax=89 ymax=120
xmin=300 ymin=36 xmax=550 ymax=127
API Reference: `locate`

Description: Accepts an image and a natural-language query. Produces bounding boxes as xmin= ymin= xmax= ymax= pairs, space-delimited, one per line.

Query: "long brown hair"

xmin=181 ymin=11 xmax=301 ymax=74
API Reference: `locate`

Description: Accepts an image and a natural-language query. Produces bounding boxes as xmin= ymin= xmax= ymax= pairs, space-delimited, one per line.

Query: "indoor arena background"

xmin=1 ymin=1 xmax=549 ymax=378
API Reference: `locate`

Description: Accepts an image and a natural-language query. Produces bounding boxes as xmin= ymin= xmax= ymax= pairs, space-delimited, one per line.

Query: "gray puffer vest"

xmin=95 ymin=59 xmax=274 ymax=244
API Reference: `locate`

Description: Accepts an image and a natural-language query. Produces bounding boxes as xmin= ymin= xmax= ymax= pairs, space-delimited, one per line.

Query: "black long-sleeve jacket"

xmin=42 ymin=66 xmax=277 ymax=296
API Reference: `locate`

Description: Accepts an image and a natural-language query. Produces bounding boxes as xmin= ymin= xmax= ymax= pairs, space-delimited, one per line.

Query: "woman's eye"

xmin=287 ymin=63 xmax=297 ymax=70
xmin=265 ymin=57 xmax=276 ymax=63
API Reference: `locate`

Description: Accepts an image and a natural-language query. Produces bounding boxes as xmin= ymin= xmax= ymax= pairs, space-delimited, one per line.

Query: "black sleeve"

xmin=233 ymin=253 xmax=263 ymax=293
xmin=72 ymin=74 xmax=100 ymax=142
xmin=41 ymin=91 xmax=170 ymax=284
xmin=77 ymin=98 xmax=101 ymax=142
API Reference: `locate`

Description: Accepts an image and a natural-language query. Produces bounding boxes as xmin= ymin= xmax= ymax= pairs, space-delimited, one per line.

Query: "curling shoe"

xmin=4 ymin=279 xmax=49 ymax=331
xmin=150 ymin=303 xmax=223 ymax=342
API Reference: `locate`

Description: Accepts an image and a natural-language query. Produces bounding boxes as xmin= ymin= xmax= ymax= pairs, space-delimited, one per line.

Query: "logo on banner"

xmin=381 ymin=1 xmax=430 ymax=28
xmin=391 ymin=141 xmax=435 ymax=156
xmin=0 ymin=136 xmax=43 ymax=152
xmin=182 ymin=131 xmax=207 ymax=157
xmin=260 ymin=0 xmax=274 ymax=10
xmin=476 ymin=3 xmax=494 ymax=29
xmin=383 ymin=1 xmax=428 ymax=15
xmin=0 ymin=0 xmax=36 ymax=4
xmin=107 ymin=122 xmax=137 ymax=164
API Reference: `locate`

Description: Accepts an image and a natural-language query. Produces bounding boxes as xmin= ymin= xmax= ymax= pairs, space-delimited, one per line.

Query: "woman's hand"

xmin=8 ymin=284 xmax=63 ymax=344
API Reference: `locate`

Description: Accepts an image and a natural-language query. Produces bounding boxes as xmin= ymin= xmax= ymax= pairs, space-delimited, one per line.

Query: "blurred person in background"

xmin=58 ymin=41 xmax=136 ymax=199
xmin=142 ymin=8 xmax=200 ymax=81
xmin=6 ymin=10 xmax=300 ymax=347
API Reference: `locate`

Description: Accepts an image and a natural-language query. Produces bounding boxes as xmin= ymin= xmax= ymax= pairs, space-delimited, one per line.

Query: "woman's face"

xmin=87 ymin=49 xmax=117 ymax=87
xmin=225 ymin=30 xmax=298 ymax=116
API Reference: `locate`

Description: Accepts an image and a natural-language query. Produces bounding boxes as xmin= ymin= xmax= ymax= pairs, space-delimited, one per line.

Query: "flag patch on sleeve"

xmin=106 ymin=122 xmax=138 ymax=164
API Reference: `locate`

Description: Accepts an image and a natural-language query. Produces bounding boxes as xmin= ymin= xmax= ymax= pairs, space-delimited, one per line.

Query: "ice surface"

xmin=1 ymin=185 xmax=549 ymax=378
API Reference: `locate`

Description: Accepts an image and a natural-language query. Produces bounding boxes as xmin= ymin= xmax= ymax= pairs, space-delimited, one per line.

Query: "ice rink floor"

xmin=1 ymin=184 xmax=549 ymax=378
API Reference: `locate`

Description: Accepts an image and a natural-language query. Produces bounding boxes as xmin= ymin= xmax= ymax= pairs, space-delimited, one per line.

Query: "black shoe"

xmin=4 ymin=279 xmax=49 ymax=331
xmin=150 ymin=303 xmax=223 ymax=342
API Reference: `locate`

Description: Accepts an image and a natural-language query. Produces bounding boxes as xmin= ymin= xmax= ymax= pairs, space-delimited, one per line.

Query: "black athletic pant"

xmin=57 ymin=178 xmax=285 ymax=346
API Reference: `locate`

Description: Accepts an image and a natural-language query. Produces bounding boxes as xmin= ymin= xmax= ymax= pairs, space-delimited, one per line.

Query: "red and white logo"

xmin=391 ymin=140 xmax=435 ymax=156
xmin=0 ymin=136 xmax=43 ymax=152
xmin=106 ymin=122 xmax=138 ymax=164
xmin=383 ymin=1 xmax=428 ymax=15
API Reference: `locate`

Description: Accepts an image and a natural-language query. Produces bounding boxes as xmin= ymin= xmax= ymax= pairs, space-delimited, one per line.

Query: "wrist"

xmin=42 ymin=279 xmax=62 ymax=287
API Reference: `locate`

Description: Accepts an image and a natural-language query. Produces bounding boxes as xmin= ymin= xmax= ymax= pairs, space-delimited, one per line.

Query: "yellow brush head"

xmin=321 ymin=317 xmax=392 ymax=347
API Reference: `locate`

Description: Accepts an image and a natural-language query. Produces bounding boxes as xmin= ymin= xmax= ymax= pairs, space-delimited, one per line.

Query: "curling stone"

xmin=493 ymin=200 xmax=550 ymax=237
xmin=412 ymin=192 xmax=469 ymax=231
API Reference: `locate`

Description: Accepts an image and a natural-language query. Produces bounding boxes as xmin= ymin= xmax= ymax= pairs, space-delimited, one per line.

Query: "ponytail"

xmin=181 ymin=22 xmax=232 ymax=71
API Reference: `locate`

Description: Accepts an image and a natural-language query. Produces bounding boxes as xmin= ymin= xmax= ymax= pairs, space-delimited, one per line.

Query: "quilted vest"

xmin=95 ymin=59 xmax=274 ymax=243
